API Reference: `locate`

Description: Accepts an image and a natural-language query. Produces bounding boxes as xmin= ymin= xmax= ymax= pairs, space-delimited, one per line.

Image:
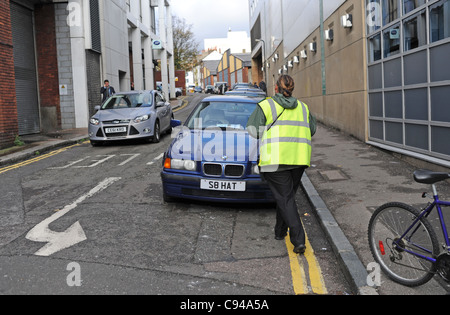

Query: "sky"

xmin=170 ymin=0 xmax=250 ymax=51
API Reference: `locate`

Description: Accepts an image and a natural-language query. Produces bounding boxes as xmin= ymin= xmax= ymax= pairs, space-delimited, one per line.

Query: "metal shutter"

xmin=10 ymin=2 xmax=40 ymax=135
xmin=237 ymin=69 xmax=243 ymax=83
xmin=90 ymin=0 xmax=101 ymax=53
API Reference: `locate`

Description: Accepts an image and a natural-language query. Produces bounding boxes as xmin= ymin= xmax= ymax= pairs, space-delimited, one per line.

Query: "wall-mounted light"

xmin=274 ymin=53 xmax=279 ymax=60
xmin=278 ymin=69 xmax=282 ymax=75
xmin=325 ymin=29 xmax=334 ymax=41
xmin=293 ymin=56 xmax=300 ymax=63
xmin=341 ymin=14 xmax=352 ymax=28
xmin=309 ymin=42 xmax=317 ymax=53
xmin=300 ymin=50 xmax=307 ymax=59
xmin=288 ymin=60 xmax=293 ymax=68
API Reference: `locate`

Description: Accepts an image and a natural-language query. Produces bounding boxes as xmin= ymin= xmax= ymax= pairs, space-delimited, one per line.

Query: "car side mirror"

xmin=94 ymin=105 xmax=101 ymax=111
xmin=156 ymin=101 xmax=165 ymax=107
xmin=170 ymin=120 xmax=182 ymax=128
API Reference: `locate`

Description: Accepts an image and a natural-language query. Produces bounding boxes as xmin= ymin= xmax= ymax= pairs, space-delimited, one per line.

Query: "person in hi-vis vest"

xmin=247 ymin=75 xmax=316 ymax=255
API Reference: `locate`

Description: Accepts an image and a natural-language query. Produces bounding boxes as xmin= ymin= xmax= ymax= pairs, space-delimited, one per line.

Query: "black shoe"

xmin=293 ymin=244 xmax=306 ymax=255
xmin=274 ymin=233 xmax=287 ymax=241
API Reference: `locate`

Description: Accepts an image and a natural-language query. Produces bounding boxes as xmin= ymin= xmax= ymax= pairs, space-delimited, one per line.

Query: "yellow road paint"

xmin=173 ymin=98 xmax=189 ymax=112
xmin=285 ymin=232 xmax=328 ymax=295
xmin=0 ymin=142 xmax=84 ymax=175
xmin=285 ymin=237 xmax=309 ymax=295
xmin=304 ymin=236 xmax=328 ymax=294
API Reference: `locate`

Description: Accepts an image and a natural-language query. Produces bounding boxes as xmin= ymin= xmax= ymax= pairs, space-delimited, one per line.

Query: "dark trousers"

xmin=263 ymin=167 xmax=306 ymax=247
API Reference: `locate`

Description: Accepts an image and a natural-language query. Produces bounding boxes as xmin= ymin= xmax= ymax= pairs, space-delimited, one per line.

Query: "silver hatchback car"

xmin=88 ymin=90 xmax=173 ymax=146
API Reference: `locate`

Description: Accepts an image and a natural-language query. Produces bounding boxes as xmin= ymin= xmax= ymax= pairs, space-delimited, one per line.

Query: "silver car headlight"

xmin=134 ymin=114 xmax=150 ymax=123
xmin=90 ymin=118 xmax=100 ymax=126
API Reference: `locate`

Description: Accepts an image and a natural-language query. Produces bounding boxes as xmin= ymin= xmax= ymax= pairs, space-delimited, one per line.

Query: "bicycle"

xmin=368 ymin=169 xmax=450 ymax=287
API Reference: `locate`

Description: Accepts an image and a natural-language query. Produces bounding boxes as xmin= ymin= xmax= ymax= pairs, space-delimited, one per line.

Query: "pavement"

xmin=2 ymin=97 xmax=449 ymax=295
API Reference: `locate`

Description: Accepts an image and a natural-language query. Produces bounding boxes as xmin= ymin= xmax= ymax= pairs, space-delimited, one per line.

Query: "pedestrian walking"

xmin=247 ymin=75 xmax=316 ymax=255
xmin=259 ymin=80 xmax=267 ymax=93
xmin=101 ymin=80 xmax=116 ymax=103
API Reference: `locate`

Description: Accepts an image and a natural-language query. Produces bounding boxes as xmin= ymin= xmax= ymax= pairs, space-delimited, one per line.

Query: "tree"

xmin=172 ymin=16 xmax=199 ymax=71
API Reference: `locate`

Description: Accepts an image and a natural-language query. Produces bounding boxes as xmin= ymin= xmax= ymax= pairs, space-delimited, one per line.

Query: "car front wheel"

xmin=152 ymin=121 xmax=160 ymax=143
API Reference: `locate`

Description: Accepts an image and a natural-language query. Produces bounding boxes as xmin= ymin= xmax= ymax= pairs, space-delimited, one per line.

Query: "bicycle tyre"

xmin=368 ymin=202 xmax=439 ymax=287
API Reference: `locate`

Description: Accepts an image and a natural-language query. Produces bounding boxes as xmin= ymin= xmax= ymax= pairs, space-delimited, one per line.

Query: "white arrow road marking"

xmin=26 ymin=177 xmax=121 ymax=257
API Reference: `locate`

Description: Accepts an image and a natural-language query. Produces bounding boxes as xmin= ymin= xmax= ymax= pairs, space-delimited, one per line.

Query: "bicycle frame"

xmin=395 ymin=184 xmax=450 ymax=264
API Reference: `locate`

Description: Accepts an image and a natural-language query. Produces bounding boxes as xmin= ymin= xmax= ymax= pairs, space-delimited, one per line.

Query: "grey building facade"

xmin=250 ymin=0 xmax=450 ymax=167
xmin=367 ymin=0 xmax=450 ymax=166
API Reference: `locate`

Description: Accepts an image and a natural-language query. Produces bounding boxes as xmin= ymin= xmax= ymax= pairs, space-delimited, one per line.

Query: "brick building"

xmin=0 ymin=0 xmax=175 ymax=148
xmin=0 ymin=0 xmax=18 ymax=148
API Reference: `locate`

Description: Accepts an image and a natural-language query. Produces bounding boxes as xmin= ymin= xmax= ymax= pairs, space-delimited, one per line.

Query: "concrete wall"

xmin=258 ymin=0 xmax=368 ymax=141
xmin=55 ymin=3 xmax=76 ymax=130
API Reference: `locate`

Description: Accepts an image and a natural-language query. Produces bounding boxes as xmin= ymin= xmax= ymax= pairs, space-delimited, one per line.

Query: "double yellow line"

xmin=0 ymin=142 xmax=84 ymax=175
xmin=173 ymin=98 xmax=189 ymax=113
xmin=286 ymin=232 xmax=328 ymax=295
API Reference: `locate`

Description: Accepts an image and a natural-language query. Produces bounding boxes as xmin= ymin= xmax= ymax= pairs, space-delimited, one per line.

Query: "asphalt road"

xmin=0 ymin=93 xmax=351 ymax=297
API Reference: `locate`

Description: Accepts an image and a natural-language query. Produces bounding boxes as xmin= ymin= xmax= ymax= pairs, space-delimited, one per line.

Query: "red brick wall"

xmin=154 ymin=70 xmax=186 ymax=96
xmin=0 ymin=0 xmax=18 ymax=148
xmin=35 ymin=3 xmax=61 ymax=130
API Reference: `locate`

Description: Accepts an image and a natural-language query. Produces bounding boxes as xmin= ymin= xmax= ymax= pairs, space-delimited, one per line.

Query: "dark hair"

xmin=104 ymin=80 xmax=109 ymax=83
xmin=277 ymin=75 xmax=295 ymax=97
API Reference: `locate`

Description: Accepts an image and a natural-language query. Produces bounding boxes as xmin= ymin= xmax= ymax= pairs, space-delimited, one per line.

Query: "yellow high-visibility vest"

xmin=258 ymin=98 xmax=312 ymax=168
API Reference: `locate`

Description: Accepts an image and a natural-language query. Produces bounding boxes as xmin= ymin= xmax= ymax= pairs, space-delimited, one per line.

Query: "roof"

xmin=202 ymin=95 xmax=263 ymax=103
xmin=202 ymin=60 xmax=221 ymax=75
xmin=232 ymin=53 xmax=252 ymax=67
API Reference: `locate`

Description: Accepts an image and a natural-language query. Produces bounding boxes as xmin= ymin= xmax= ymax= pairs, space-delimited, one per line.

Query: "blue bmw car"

xmin=161 ymin=95 xmax=274 ymax=203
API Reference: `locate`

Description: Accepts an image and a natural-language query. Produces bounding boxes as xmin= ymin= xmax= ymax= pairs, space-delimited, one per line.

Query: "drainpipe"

xmin=319 ymin=0 xmax=326 ymax=95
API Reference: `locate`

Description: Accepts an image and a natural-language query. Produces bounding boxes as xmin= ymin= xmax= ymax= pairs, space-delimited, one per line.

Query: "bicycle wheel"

xmin=368 ymin=202 xmax=439 ymax=287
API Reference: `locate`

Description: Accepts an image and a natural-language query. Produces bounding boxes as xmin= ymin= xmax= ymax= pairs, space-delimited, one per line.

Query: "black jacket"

xmin=101 ymin=86 xmax=116 ymax=102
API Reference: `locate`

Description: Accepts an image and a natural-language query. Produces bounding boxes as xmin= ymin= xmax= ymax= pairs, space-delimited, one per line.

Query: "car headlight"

xmin=164 ymin=158 xmax=197 ymax=171
xmin=251 ymin=163 xmax=260 ymax=175
xmin=90 ymin=118 xmax=100 ymax=126
xmin=134 ymin=114 xmax=150 ymax=123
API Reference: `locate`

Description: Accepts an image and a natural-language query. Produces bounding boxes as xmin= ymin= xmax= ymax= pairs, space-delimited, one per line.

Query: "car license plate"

xmin=200 ymin=179 xmax=246 ymax=192
xmin=105 ymin=127 xmax=127 ymax=133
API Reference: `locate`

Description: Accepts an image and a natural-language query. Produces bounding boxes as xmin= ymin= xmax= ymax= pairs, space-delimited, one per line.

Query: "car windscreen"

xmin=186 ymin=101 xmax=257 ymax=130
xmin=101 ymin=93 xmax=153 ymax=110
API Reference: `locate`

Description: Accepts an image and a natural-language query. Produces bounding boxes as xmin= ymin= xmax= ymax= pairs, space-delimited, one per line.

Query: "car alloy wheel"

xmin=152 ymin=121 xmax=160 ymax=143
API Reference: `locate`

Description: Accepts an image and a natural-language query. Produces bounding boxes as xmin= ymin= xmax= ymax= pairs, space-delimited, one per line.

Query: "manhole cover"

xmin=319 ymin=170 xmax=348 ymax=181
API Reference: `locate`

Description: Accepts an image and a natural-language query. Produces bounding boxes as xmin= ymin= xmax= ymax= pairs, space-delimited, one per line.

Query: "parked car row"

xmin=88 ymin=88 xmax=272 ymax=204
xmin=189 ymin=82 xmax=267 ymax=97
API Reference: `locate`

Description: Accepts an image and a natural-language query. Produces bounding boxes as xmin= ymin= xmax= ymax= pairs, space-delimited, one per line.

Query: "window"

xmin=383 ymin=24 xmax=401 ymax=57
xmin=403 ymin=0 xmax=426 ymax=14
xmin=403 ymin=10 xmax=427 ymax=51
xmin=382 ymin=0 xmax=400 ymax=25
xmin=369 ymin=33 xmax=382 ymax=62
xmin=367 ymin=0 xmax=382 ymax=34
xmin=430 ymin=0 xmax=450 ymax=43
